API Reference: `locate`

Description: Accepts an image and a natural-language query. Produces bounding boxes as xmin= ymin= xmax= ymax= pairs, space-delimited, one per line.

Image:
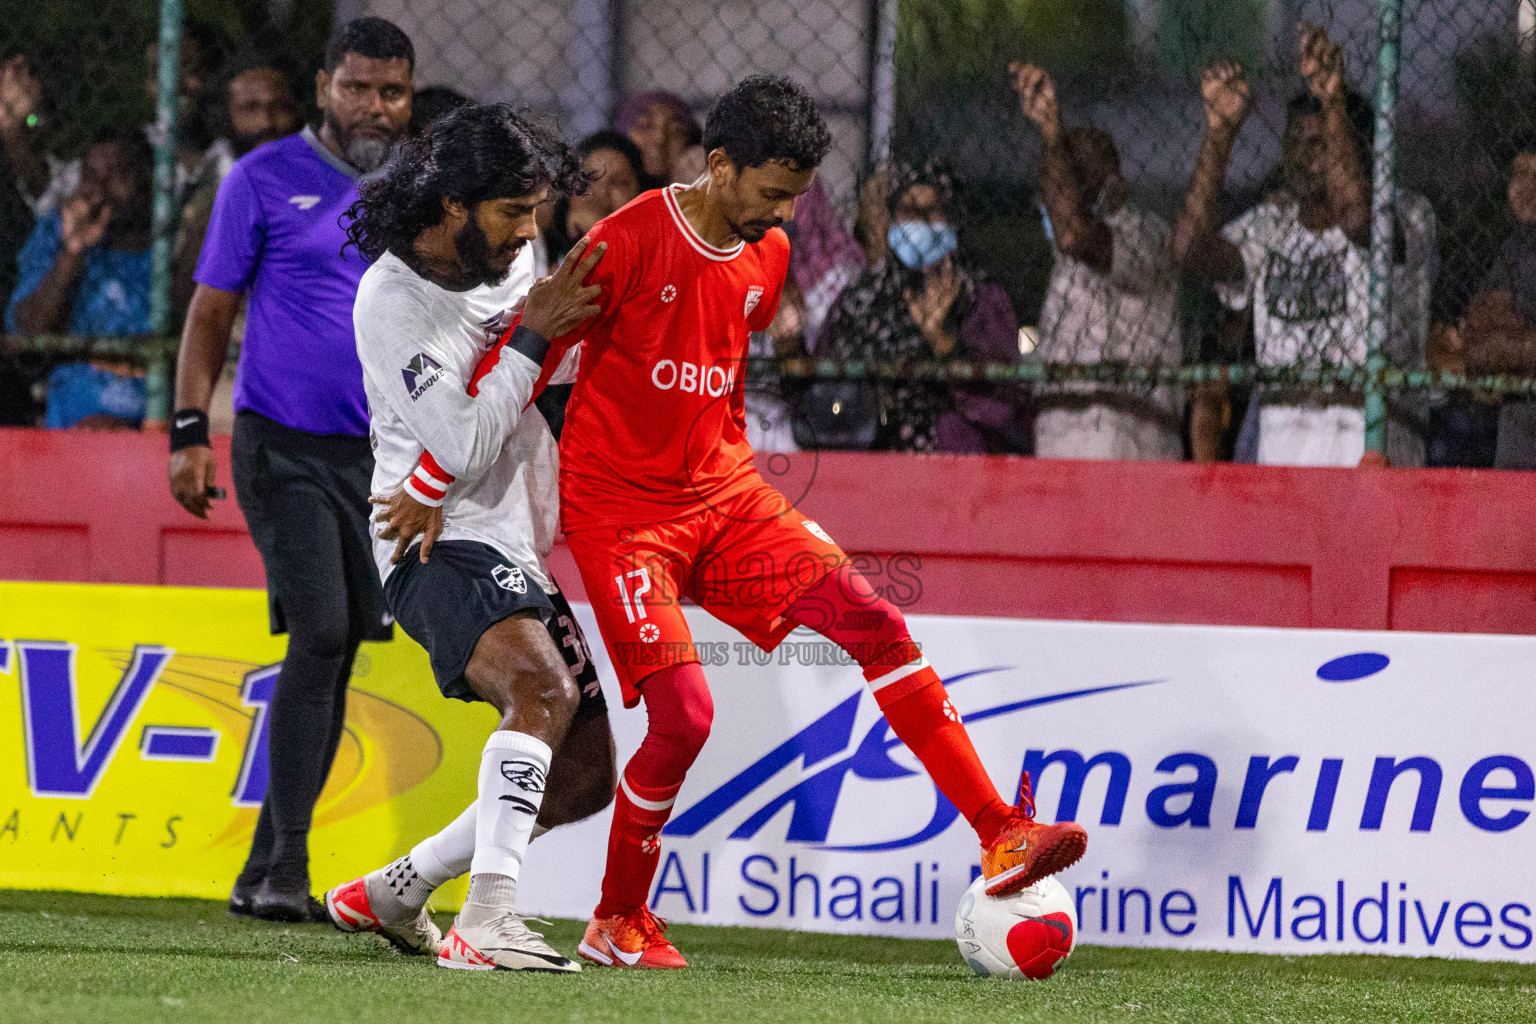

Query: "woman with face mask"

xmin=816 ymin=161 xmax=1026 ymax=453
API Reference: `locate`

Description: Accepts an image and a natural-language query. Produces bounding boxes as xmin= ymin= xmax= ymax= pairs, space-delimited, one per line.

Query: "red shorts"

xmin=564 ymin=478 xmax=848 ymax=706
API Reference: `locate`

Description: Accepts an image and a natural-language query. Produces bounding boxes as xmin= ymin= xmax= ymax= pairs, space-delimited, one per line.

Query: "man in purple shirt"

xmin=166 ymin=17 xmax=414 ymax=922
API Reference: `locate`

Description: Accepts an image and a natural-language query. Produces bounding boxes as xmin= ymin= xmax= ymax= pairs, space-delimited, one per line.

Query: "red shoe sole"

xmin=986 ymin=822 xmax=1088 ymax=897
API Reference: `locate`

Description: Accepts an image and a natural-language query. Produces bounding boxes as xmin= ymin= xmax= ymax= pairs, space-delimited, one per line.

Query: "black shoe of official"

xmin=250 ymin=874 xmax=315 ymax=923
xmin=228 ymin=880 xmax=262 ymax=917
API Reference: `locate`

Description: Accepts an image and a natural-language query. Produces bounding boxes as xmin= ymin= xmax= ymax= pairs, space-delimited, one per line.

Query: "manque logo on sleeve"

xmin=402 ymin=353 xmax=445 ymax=400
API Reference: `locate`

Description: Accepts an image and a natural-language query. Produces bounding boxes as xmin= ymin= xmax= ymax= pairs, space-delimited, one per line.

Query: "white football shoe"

xmin=437 ymin=908 xmax=580 ymax=973
xmin=324 ymin=873 xmax=442 ymax=956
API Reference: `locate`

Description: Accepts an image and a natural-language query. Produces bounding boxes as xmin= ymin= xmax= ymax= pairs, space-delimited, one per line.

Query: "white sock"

xmin=371 ymin=801 xmax=479 ymax=914
xmin=411 ymin=801 xmax=478 ymax=887
xmin=468 ymin=731 xmax=551 ymax=882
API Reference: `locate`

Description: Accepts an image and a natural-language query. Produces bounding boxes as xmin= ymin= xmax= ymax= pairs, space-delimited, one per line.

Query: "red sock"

xmin=785 ymin=565 xmax=1012 ymax=847
xmin=876 ymin=671 xmax=1013 ymax=847
xmin=594 ymin=663 xmax=713 ymax=917
xmin=595 ymin=774 xmax=677 ymax=917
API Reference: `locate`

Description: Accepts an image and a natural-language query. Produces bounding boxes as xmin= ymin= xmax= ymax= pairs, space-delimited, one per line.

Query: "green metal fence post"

xmin=146 ymin=0 xmax=183 ymax=425
xmin=1364 ymin=0 xmax=1403 ymax=458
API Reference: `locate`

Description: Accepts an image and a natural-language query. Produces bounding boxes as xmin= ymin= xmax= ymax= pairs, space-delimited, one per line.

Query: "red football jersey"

xmin=555 ymin=185 xmax=789 ymax=532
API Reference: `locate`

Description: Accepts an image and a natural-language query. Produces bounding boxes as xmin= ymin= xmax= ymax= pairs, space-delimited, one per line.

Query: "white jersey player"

xmin=320 ymin=104 xmax=613 ymax=973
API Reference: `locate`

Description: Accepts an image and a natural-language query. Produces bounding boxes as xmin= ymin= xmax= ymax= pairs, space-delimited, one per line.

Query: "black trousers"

xmin=230 ymin=412 xmax=392 ymax=887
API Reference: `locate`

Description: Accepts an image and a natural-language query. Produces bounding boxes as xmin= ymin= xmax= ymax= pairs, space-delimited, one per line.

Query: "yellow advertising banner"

xmin=0 ymin=581 xmax=494 ymax=907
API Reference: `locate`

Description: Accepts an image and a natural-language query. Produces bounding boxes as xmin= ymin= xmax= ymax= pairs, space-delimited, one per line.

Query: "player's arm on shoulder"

xmin=559 ymin=224 xmax=627 ymax=344
xmin=356 ymin=283 xmax=529 ymax=484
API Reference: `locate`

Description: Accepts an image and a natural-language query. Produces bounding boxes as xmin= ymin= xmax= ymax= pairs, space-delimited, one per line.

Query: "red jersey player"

xmin=400 ymin=76 xmax=1087 ymax=970
xmin=563 ymin=77 xmax=1085 ymax=969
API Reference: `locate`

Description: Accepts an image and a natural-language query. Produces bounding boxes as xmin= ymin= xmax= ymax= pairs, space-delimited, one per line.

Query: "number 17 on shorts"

xmin=615 ymin=567 xmax=652 ymax=623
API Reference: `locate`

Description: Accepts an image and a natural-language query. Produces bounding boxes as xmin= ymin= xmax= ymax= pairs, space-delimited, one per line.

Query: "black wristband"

xmin=505 ymin=324 xmax=550 ymax=366
xmin=169 ymin=409 xmax=211 ymax=452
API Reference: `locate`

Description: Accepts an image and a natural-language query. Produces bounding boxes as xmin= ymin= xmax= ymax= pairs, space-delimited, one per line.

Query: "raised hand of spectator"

xmin=1009 ymin=63 xmax=1061 ymax=142
xmin=1201 ymin=62 xmax=1250 ymax=135
xmin=61 ymin=188 xmax=111 ymax=256
xmin=0 ymin=55 xmax=42 ymax=133
xmin=1299 ymin=21 xmax=1345 ymax=105
xmin=855 ymin=167 xmax=892 ymax=265
xmin=904 ymin=256 xmax=961 ymax=355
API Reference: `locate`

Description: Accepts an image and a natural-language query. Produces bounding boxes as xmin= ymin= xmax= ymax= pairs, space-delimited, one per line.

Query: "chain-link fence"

xmin=0 ymin=2 xmax=331 ymax=429
xmin=5 ymin=1 xmax=1536 ymax=466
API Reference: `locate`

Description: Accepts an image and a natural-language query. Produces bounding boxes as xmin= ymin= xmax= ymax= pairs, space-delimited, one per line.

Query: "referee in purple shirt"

xmin=168 ymin=18 xmax=414 ymax=922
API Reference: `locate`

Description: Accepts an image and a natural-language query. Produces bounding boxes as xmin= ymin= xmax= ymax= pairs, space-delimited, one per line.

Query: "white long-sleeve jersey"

xmin=354 ymin=247 xmax=576 ymax=590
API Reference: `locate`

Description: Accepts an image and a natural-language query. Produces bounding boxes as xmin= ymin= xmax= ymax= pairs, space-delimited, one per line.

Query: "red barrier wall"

xmin=2 ymin=427 xmax=1533 ymax=634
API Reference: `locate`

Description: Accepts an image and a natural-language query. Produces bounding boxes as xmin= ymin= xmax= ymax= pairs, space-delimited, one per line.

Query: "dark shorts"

xmin=231 ymin=411 xmax=393 ymax=642
xmin=385 ymin=539 xmax=606 ymax=716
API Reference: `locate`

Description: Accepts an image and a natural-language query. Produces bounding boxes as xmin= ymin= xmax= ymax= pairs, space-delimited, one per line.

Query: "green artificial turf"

xmin=2 ymin=890 xmax=1534 ymax=1023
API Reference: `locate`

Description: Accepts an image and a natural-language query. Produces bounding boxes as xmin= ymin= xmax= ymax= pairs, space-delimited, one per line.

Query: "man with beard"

xmin=329 ymin=104 xmax=612 ymax=972
xmin=173 ymin=50 xmax=305 ymax=319
xmin=166 ymin=17 xmax=415 ymax=921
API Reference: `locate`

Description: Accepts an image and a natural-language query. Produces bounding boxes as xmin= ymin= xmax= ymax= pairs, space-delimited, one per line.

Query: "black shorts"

xmin=232 ymin=411 xmax=394 ymax=642
xmin=385 ymin=539 xmax=606 ymax=717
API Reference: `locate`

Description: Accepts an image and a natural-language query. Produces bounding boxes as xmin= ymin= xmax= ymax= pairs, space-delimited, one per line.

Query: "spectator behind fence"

xmin=617 ymin=90 xmax=700 ymax=191
xmin=0 ymin=55 xmax=55 ymax=211
xmin=8 ymin=127 xmax=153 ymax=337
xmin=1449 ymin=149 xmax=1536 ymax=469
xmin=1011 ymin=63 xmax=1183 ymax=461
xmin=173 ymin=50 xmax=304 ymax=322
xmin=790 ymin=176 xmax=865 ymax=345
xmin=1 ymin=55 xmax=64 ymax=311
xmin=25 ymin=19 xmax=234 ymax=220
xmin=1175 ymin=23 xmax=1436 ymax=467
xmin=820 ymin=161 xmax=1026 ymax=454
xmin=532 ymin=129 xmax=642 ymax=275
xmin=6 ymin=128 xmax=154 ymax=429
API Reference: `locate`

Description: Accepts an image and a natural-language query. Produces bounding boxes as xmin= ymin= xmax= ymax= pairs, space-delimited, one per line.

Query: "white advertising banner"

xmin=520 ymin=608 xmax=1536 ymax=961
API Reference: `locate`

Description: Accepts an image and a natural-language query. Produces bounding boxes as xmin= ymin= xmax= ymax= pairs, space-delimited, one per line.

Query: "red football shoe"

xmin=980 ymin=774 xmax=1088 ymax=896
xmin=324 ymin=874 xmax=441 ymax=956
xmin=577 ymin=907 xmax=688 ymax=969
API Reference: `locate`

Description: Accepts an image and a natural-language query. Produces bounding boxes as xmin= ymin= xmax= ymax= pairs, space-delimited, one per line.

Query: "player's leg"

xmin=563 ymin=525 xmax=703 ymax=969
xmin=578 ymin=662 xmax=710 ymax=969
xmin=424 ymin=611 xmax=581 ymax=971
xmin=536 ymin=585 xmax=617 ymax=830
xmin=698 ymin=483 xmax=1086 ymax=894
xmin=783 ymin=562 xmax=1087 ymax=893
xmin=327 ymin=583 xmax=614 ymax=959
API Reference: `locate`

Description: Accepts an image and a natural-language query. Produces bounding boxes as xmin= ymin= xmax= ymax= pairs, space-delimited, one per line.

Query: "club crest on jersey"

xmin=478 ymin=308 xmax=518 ymax=346
xmin=661 ymin=284 xmax=678 ymax=303
xmin=493 ymin=564 xmax=527 ymax=594
xmin=744 ymin=285 xmax=765 ymax=319
xmin=402 ymin=353 xmax=445 ymax=401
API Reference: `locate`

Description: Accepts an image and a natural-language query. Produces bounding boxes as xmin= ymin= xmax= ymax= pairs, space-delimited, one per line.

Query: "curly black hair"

xmin=702 ymin=75 xmax=831 ymax=172
xmin=343 ymin=104 xmax=589 ymax=263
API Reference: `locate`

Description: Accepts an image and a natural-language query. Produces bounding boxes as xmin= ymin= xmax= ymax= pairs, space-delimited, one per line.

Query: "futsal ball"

xmin=954 ymin=874 xmax=1077 ymax=980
